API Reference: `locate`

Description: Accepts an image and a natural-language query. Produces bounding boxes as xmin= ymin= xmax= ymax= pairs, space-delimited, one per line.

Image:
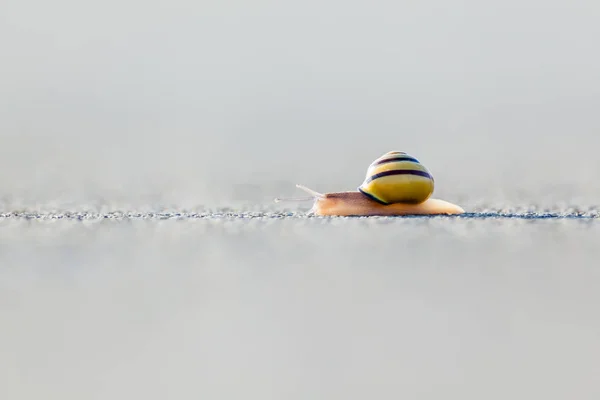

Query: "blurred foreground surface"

xmin=1 ymin=217 xmax=599 ymax=400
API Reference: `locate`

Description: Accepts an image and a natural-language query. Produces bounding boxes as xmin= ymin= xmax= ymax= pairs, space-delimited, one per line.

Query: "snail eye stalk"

xmin=274 ymin=184 xmax=325 ymax=203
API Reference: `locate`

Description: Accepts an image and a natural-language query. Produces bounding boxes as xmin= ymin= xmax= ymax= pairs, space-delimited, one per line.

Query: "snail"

xmin=275 ymin=151 xmax=465 ymax=216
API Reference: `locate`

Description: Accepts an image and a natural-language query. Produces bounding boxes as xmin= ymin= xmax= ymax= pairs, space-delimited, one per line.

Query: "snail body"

xmin=275 ymin=151 xmax=464 ymax=216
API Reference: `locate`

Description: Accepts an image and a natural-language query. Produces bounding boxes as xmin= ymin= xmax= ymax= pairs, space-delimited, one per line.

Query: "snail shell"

xmin=358 ymin=151 xmax=434 ymax=204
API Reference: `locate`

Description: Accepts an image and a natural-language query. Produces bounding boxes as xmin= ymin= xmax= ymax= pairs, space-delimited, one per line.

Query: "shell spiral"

xmin=358 ymin=151 xmax=434 ymax=204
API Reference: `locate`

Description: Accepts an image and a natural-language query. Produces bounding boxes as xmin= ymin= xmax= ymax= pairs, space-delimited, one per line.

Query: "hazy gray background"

xmin=1 ymin=1 xmax=600 ymax=399
xmin=1 ymin=0 xmax=599 ymax=209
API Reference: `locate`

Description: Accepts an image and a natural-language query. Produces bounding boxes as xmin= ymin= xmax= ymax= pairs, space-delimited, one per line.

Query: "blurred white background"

xmin=1 ymin=0 xmax=599 ymax=209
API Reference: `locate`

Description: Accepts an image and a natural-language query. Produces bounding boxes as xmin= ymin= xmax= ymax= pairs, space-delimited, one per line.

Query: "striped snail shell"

xmin=358 ymin=151 xmax=435 ymax=205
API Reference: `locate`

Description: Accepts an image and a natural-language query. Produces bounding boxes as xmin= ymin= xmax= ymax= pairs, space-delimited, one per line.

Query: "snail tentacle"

xmin=273 ymin=184 xmax=325 ymax=204
xmin=295 ymin=184 xmax=325 ymax=199
xmin=274 ymin=196 xmax=314 ymax=203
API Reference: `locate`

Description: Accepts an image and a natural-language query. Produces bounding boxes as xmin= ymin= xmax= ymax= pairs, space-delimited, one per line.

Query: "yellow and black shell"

xmin=358 ymin=151 xmax=434 ymax=205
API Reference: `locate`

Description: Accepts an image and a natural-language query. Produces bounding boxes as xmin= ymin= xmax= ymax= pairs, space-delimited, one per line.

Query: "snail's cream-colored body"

xmin=279 ymin=184 xmax=465 ymax=216
xmin=309 ymin=191 xmax=464 ymax=216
